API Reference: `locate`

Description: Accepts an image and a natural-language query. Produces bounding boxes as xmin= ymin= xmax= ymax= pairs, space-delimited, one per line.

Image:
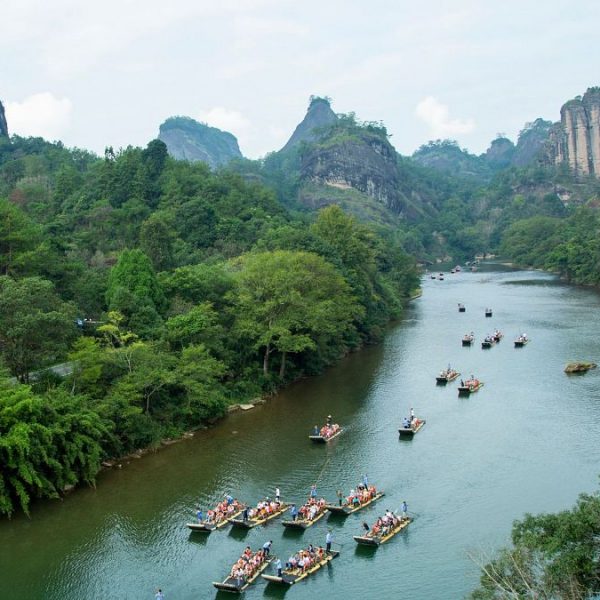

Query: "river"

xmin=2 ymin=264 xmax=600 ymax=599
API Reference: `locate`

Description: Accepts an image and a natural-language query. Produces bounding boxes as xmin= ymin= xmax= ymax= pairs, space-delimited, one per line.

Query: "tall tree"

xmin=0 ymin=276 xmax=77 ymax=381
xmin=231 ymin=250 xmax=359 ymax=377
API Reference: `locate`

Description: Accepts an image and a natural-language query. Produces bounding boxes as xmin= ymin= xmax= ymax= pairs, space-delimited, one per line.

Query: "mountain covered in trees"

xmin=158 ymin=116 xmax=242 ymax=168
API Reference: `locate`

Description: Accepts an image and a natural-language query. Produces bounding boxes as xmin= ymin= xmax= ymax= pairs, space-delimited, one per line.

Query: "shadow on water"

xmin=353 ymin=543 xmax=378 ymax=558
xmin=187 ymin=531 xmax=210 ymax=546
xmin=227 ymin=526 xmax=250 ymax=541
xmin=282 ymin=526 xmax=306 ymax=540
xmin=262 ymin=581 xmax=291 ymax=598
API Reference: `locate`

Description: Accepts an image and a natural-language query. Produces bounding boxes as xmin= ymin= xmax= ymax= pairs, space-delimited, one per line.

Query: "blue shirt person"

xmin=325 ymin=530 xmax=333 ymax=552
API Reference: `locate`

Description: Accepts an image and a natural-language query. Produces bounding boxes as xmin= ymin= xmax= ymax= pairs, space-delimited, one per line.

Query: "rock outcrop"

xmin=484 ymin=137 xmax=515 ymax=170
xmin=512 ymin=118 xmax=552 ymax=167
xmin=0 ymin=101 xmax=8 ymax=137
xmin=158 ymin=116 xmax=242 ymax=168
xmin=547 ymin=88 xmax=600 ymax=177
xmin=280 ymin=96 xmax=338 ymax=153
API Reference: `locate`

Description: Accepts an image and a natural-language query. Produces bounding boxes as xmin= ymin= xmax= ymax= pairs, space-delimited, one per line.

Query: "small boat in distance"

xmin=398 ymin=416 xmax=425 ymax=437
xmin=462 ymin=332 xmax=475 ymax=346
xmin=485 ymin=308 xmax=493 ymax=317
xmin=261 ymin=547 xmax=339 ymax=586
xmin=458 ymin=377 xmax=484 ymax=395
xmin=454 ymin=265 xmax=462 ymax=272
xmin=436 ymin=367 xmax=460 ymax=384
xmin=481 ymin=335 xmax=496 ymax=349
xmin=353 ymin=513 xmax=411 ymax=546
xmin=514 ymin=333 xmax=529 ymax=347
xmin=309 ymin=421 xmax=343 ymax=443
xmin=230 ymin=500 xmax=289 ymax=529
xmin=492 ymin=330 xmax=503 ymax=342
xmin=458 ymin=303 xmax=466 ymax=312
xmin=326 ymin=485 xmax=384 ymax=515
xmin=213 ymin=549 xmax=273 ymax=593
xmin=438 ymin=273 xmax=444 ymax=280
xmin=187 ymin=497 xmax=245 ymax=532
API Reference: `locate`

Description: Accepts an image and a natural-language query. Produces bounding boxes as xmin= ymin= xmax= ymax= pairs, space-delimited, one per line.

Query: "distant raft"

xmin=398 ymin=418 xmax=426 ymax=437
xmin=326 ymin=487 xmax=384 ymax=516
xmin=309 ymin=423 xmax=343 ymax=443
xmin=353 ymin=515 xmax=411 ymax=546
xmin=212 ymin=551 xmax=273 ymax=593
xmin=230 ymin=500 xmax=289 ymax=529
xmin=481 ymin=336 xmax=496 ymax=349
xmin=436 ymin=368 xmax=460 ymax=384
xmin=514 ymin=334 xmax=529 ymax=347
xmin=458 ymin=303 xmax=466 ymax=312
xmin=462 ymin=333 xmax=475 ymax=346
xmin=261 ymin=548 xmax=339 ymax=585
xmin=485 ymin=308 xmax=493 ymax=317
xmin=458 ymin=379 xmax=484 ymax=395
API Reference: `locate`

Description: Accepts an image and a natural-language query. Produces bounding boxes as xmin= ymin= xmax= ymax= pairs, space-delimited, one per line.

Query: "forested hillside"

xmin=0 ymin=134 xmax=418 ymax=517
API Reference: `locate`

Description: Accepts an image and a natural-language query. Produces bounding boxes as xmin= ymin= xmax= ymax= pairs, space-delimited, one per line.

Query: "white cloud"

xmin=6 ymin=92 xmax=73 ymax=140
xmin=415 ymin=96 xmax=475 ymax=138
xmin=197 ymin=107 xmax=252 ymax=150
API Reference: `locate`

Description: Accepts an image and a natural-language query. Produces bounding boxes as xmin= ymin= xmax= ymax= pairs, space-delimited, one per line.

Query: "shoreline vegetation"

xmin=0 ymin=137 xmax=420 ymax=518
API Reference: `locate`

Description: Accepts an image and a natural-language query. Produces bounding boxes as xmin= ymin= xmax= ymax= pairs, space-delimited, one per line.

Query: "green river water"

xmin=2 ymin=264 xmax=600 ymax=599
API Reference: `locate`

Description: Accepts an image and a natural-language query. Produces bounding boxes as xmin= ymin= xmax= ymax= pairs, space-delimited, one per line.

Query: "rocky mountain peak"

xmin=280 ymin=96 xmax=338 ymax=152
xmin=158 ymin=116 xmax=242 ymax=169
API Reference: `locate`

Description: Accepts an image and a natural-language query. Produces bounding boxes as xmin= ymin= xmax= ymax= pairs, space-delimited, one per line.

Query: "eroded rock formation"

xmin=548 ymin=88 xmax=600 ymax=177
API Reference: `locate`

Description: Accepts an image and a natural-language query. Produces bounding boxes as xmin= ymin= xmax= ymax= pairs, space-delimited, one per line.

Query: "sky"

xmin=2 ymin=0 xmax=599 ymax=159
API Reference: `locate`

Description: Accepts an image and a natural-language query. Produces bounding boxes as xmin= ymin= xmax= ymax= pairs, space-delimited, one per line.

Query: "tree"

xmin=0 ymin=276 xmax=77 ymax=381
xmin=139 ymin=212 xmax=176 ymax=271
xmin=0 ymin=198 xmax=41 ymax=276
xmin=470 ymin=488 xmax=600 ymax=599
xmin=231 ymin=250 xmax=359 ymax=378
xmin=0 ymin=373 xmax=107 ymax=517
xmin=106 ymin=249 xmax=166 ymax=336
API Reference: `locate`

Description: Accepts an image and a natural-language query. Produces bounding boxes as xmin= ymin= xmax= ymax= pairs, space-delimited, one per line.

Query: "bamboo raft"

xmin=353 ymin=517 xmax=412 ymax=546
xmin=282 ymin=506 xmax=328 ymax=529
xmin=398 ymin=420 xmax=426 ymax=437
xmin=458 ymin=381 xmax=484 ymax=395
xmin=230 ymin=502 xmax=289 ymax=529
xmin=514 ymin=337 xmax=529 ymax=347
xmin=436 ymin=370 xmax=459 ymax=384
xmin=308 ymin=427 xmax=343 ymax=443
xmin=481 ymin=338 xmax=496 ymax=349
xmin=186 ymin=505 xmax=245 ymax=532
xmin=261 ymin=550 xmax=339 ymax=585
xmin=326 ymin=491 xmax=385 ymax=515
xmin=213 ymin=556 xmax=273 ymax=592
xmin=462 ymin=335 xmax=475 ymax=346
xmin=485 ymin=309 xmax=493 ymax=317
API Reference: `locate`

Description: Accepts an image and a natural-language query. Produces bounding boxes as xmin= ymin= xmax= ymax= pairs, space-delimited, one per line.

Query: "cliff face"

xmin=158 ymin=116 xmax=242 ymax=168
xmin=0 ymin=101 xmax=8 ymax=137
xmin=299 ymin=124 xmax=435 ymax=221
xmin=512 ymin=118 xmax=552 ymax=167
xmin=548 ymin=88 xmax=600 ymax=177
xmin=280 ymin=97 xmax=338 ymax=152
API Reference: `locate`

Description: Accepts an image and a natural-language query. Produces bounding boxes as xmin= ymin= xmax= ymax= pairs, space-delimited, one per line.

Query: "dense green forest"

xmin=0 ymin=135 xmax=419 ymax=516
